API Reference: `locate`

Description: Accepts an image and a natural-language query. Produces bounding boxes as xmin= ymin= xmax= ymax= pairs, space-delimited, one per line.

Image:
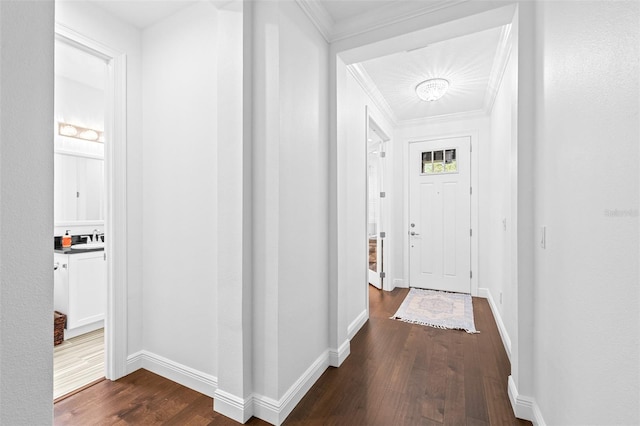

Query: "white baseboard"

xmin=508 ymin=376 xmax=546 ymax=425
xmin=347 ymin=309 xmax=368 ymax=340
xmin=214 ymin=388 xmax=254 ymax=424
xmin=393 ymin=278 xmax=406 ymax=288
xmin=253 ymin=349 xmax=330 ymax=425
xmin=477 ymin=287 xmax=511 ymax=360
xmin=328 ymin=339 xmax=350 ymax=367
xmin=127 ymin=350 xmax=217 ymax=398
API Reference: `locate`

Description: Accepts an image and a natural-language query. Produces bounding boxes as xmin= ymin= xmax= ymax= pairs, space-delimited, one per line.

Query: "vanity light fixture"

xmin=58 ymin=122 xmax=104 ymax=143
xmin=415 ymin=78 xmax=450 ymax=102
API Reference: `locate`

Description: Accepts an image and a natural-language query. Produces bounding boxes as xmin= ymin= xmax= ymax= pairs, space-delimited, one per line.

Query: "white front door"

xmin=409 ymin=137 xmax=471 ymax=294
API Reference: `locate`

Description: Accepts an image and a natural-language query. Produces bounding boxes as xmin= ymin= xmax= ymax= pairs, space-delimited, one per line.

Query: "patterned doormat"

xmin=390 ymin=288 xmax=478 ymax=333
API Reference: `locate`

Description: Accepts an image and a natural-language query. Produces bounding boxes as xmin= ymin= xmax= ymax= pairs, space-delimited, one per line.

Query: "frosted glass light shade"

xmin=415 ymin=78 xmax=450 ymax=102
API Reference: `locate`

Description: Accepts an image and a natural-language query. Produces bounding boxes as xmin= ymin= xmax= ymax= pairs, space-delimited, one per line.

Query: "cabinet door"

xmin=53 ymin=253 xmax=69 ymax=315
xmin=68 ymin=251 xmax=106 ymax=329
xmin=54 ymin=154 xmax=78 ymax=221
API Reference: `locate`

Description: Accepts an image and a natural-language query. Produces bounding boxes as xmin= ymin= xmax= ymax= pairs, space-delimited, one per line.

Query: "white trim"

xmin=347 ymin=309 xmax=368 ymax=340
xmin=483 ymin=23 xmax=513 ymax=113
xmin=254 ymin=350 xmax=330 ymax=425
xmin=508 ymin=376 xmax=546 ymax=425
xmin=397 ymin=109 xmax=487 ymax=129
xmin=295 ymin=0 xmax=333 ymax=42
xmin=54 ymin=23 xmax=128 ymax=381
xmin=214 ymin=389 xmax=254 ymax=424
xmin=348 ymin=64 xmax=397 ymax=126
xmin=127 ymin=350 xmax=218 ymax=398
xmin=297 ymin=0 xmax=468 ymax=43
xmin=477 ymin=288 xmax=511 ymax=360
xmin=328 ymin=339 xmax=350 ymax=367
xmin=393 ymin=278 xmax=406 ymax=289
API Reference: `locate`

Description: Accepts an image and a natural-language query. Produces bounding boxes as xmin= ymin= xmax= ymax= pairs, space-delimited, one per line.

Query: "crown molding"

xmin=397 ymin=109 xmax=488 ymax=128
xmin=347 ymin=63 xmax=398 ymax=126
xmin=332 ymin=0 xmax=469 ymax=42
xmin=295 ymin=0 xmax=334 ymax=42
xmin=483 ymin=23 xmax=513 ymax=113
xmin=296 ymin=0 xmax=469 ymax=43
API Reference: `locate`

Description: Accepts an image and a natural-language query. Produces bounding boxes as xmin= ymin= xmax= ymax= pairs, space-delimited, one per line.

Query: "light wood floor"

xmin=55 ymin=288 xmax=529 ymax=425
xmin=54 ymin=328 xmax=105 ymax=400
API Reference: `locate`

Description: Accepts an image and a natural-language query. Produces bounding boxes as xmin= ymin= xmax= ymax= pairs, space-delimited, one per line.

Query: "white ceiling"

xmin=87 ymin=0 xmax=199 ymax=29
xmin=357 ymin=25 xmax=506 ymax=122
xmin=61 ymin=0 xmax=509 ymax=122
xmin=321 ymin=0 xmax=399 ymax=22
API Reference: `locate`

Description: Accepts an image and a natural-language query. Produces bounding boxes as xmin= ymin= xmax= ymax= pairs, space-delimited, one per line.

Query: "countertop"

xmin=55 ymin=246 xmax=104 ymax=254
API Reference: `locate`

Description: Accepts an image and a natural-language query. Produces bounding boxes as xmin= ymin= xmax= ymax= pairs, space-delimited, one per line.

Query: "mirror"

xmin=54 ymin=152 xmax=105 ymax=223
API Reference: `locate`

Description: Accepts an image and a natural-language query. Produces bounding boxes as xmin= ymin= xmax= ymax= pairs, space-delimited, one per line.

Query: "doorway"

xmin=366 ymin=118 xmax=388 ymax=290
xmin=408 ymin=137 xmax=471 ymax=294
xmin=53 ymin=21 xmax=129 ymax=389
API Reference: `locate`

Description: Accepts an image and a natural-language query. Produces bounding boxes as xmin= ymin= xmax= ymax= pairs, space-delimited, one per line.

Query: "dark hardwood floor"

xmin=54 ymin=286 xmax=530 ymax=425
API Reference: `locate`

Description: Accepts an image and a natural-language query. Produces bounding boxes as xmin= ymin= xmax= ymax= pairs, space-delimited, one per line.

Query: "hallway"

xmin=55 ymin=286 xmax=529 ymax=425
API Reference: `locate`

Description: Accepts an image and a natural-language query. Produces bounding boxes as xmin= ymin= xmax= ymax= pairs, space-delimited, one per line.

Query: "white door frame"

xmin=55 ymin=23 xmax=128 ymax=380
xmin=403 ymin=129 xmax=479 ymax=296
xmin=365 ymin=110 xmax=389 ymax=291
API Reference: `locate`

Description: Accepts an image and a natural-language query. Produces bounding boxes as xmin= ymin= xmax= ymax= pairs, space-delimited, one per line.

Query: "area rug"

xmin=390 ymin=288 xmax=478 ymax=333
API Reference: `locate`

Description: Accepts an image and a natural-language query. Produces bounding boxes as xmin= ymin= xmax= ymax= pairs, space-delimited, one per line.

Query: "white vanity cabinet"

xmin=54 ymin=250 xmax=106 ymax=339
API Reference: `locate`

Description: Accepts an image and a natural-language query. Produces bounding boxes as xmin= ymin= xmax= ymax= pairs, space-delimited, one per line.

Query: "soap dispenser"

xmin=62 ymin=230 xmax=72 ymax=248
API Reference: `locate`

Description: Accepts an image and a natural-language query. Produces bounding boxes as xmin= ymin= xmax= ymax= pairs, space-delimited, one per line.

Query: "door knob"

xmin=410 ymin=231 xmax=420 ymax=236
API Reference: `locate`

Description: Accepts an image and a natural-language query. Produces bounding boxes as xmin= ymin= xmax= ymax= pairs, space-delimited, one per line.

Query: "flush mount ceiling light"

xmin=58 ymin=122 xmax=104 ymax=143
xmin=415 ymin=78 xmax=450 ymax=102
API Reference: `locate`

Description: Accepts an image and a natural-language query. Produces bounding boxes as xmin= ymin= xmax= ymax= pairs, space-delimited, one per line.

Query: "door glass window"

xmin=421 ymin=148 xmax=457 ymax=174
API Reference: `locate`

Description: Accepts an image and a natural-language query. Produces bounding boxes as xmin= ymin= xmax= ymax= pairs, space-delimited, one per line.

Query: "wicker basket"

xmin=54 ymin=311 xmax=66 ymax=346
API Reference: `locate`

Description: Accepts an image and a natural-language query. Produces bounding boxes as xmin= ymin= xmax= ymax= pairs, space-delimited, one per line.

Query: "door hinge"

xmin=470 ymin=186 xmax=472 ymax=195
xmin=380 ymin=191 xmax=386 ymax=198
xmin=470 ymin=271 xmax=473 ymax=279
xmin=380 ymin=151 xmax=386 ymax=158
xmin=380 ymin=271 xmax=386 ymax=279
xmin=379 ymin=231 xmax=386 ymax=238
xmin=470 ymin=228 xmax=473 ymax=237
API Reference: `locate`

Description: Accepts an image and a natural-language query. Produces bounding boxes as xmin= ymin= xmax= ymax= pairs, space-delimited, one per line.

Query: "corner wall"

xmin=140 ymin=1 xmax=219 ymax=389
xmin=532 ymin=1 xmax=639 ymax=424
xmin=339 ymin=68 xmax=395 ymax=338
xmin=0 ymin=1 xmax=54 ymax=424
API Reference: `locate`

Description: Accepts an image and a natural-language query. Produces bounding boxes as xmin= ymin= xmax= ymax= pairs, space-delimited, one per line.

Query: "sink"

xmin=71 ymin=242 xmax=105 ymax=250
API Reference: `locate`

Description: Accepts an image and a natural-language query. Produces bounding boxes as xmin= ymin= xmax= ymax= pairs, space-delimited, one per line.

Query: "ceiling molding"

xmin=331 ymin=0 xmax=469 ymax=42
xmin=397 ymin=109 xmax=488 ymax=128
xmin=483 ymin=24 xmax=513 ymax=113
xmin=295 ymin=0 xmax=334 ymax=42
xmin=347 ymin=63 xmax=398 ymax=127
xmin=296 ymin=0 xmax=469 ymax=43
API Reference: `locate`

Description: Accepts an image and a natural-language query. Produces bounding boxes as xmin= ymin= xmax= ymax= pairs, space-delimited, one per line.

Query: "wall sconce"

xmin=58 ymin=122 xmax=104 ymax=143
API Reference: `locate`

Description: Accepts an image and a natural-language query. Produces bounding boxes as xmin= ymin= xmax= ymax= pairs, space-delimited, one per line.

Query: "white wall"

xmin=485 ymin=45 xmax=517 ymax=356
xmin=276 ymin=1 xmax=329 ymax=399
xmin=0 ymin=1 xmax=54 ymax=424
xmin=340 ymin=68 xmax=394 ymax=336
xmin=141 ymin=1 xmax=218 ymax=381
xmin=533 ymin=1 xmax=639 ymax=424
xmin=56 ymin=0 xmax=145 ymax=356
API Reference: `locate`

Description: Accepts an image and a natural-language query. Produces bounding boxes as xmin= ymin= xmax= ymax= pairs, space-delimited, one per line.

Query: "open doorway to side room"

xmin=366 ymin=114 xmax=390 ymax=291
xmin=53 ymin=34 xmax=109 ymax=401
